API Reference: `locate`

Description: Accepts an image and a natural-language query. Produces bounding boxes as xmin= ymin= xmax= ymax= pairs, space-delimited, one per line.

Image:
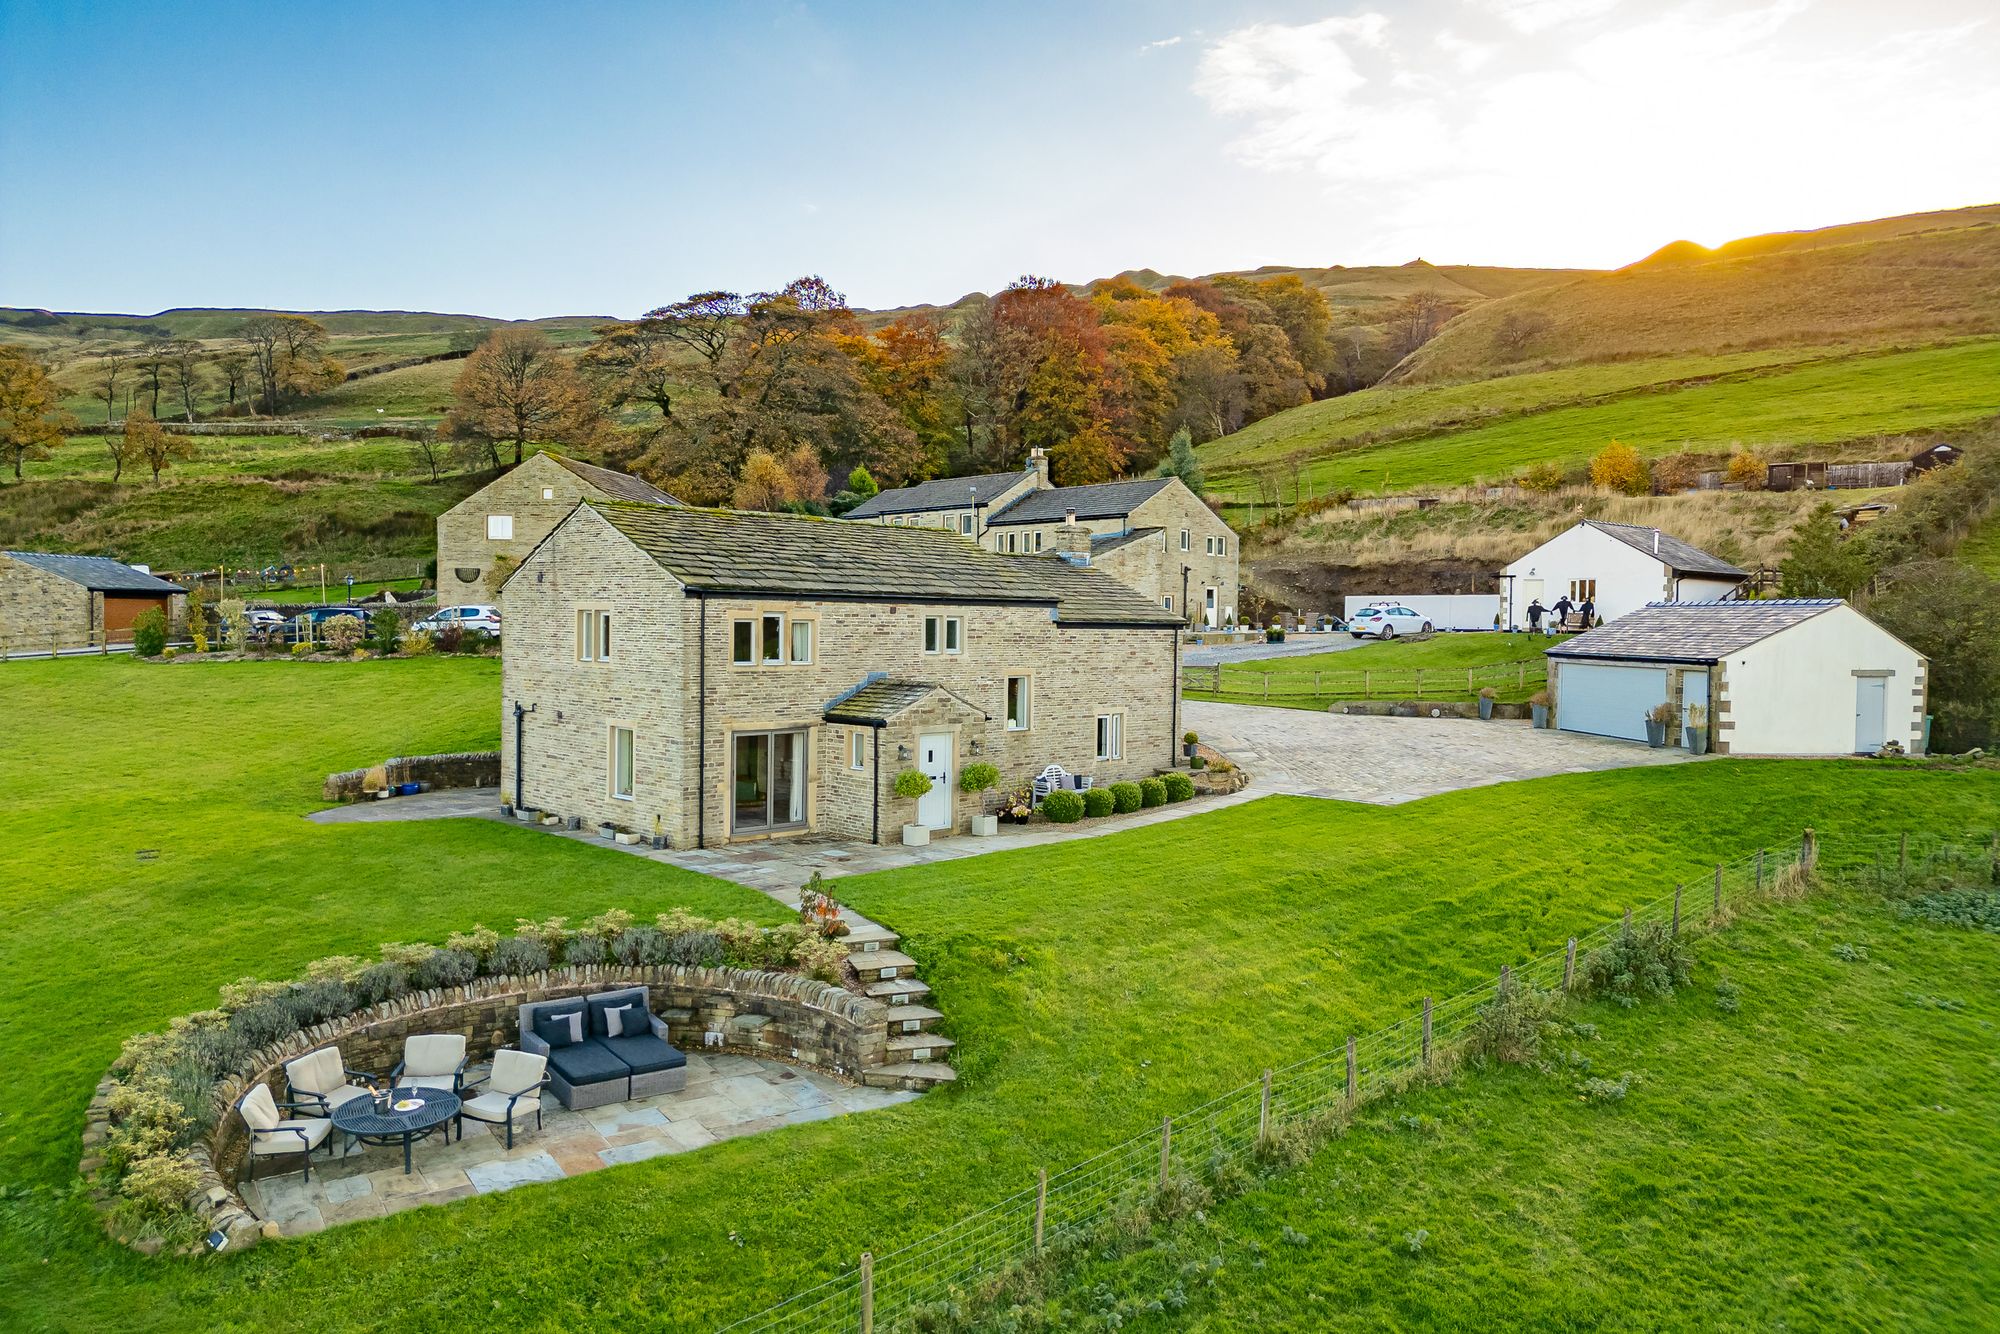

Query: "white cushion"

xmin=399 ymin=1073 xmax=460 ymax=1092
xmin=402 ymin=1033 xmax=466 ymax=1077
xmin=318 ymin=1083 xmax=371 ymax=1112
xmin=238 ymin=1084 xmax=280 ymax=1132
xmin=489 ymin=1049 xmax=547 ymax=1097
xmin=284 ymin=1046 xmax=345 ymax=1097
xmin=459 ymin=1091 xmax=539 ymax=1124
xmin=249 ymin=1116 xmax=332 ymax=1155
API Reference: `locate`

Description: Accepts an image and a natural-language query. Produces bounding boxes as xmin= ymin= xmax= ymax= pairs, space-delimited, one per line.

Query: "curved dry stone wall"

xmin=322 ymin=750 xmax=500 ymax=802
xmin=90 ymin=964 xmax=890 ymax=1253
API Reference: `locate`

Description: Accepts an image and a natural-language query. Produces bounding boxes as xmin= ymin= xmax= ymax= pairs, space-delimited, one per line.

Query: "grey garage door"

xmin=1556 ymin=662 xmax=1669 ymax=742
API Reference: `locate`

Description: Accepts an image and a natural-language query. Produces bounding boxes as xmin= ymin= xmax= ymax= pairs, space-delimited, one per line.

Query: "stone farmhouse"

xmin=0 ymin=551 xmax=185 ymax=650
xmin=498 ymin=501 xmax=1183 ymax=848
xmin=436 ymin=451 xmax=682 ymax=603
xmin=846 ymin=451 xmax=1240 ymax=627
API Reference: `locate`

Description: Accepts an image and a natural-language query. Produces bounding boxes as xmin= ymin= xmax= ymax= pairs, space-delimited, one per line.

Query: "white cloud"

xmin=1471 ymin=0 xmax=1626 ymax=35
xmin=1192 ymin=1 xmax=2000 ymax=267
xmin=1142 ymin=35 xmax=1184 ymax=50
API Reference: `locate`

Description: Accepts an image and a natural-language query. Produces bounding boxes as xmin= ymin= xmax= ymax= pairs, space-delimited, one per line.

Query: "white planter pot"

xmin=615 ymin=831 xmax=643 ymax=846
xmin=970 ymin=814 xmax=998 ymax=837
xmin=901 ymin=824 xmax=931 ymax=846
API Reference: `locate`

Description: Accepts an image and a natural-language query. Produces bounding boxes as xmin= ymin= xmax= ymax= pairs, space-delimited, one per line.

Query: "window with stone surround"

xmin=1006 ymin=676 xmax=1031 ymax=731
xmin=575 ymin=608 xmax=611 ymax=662
xmin=610 ymin=726 xmax=635 ymax=799
xmin=850 ymin=730 xmax=866 ymax=770
xmin=1095 ymin=712 xmax=1123 ymax=761
xmin=732 ymin=614 xmax=813 ymax=666
xmin=486 ymin=514 xmax=513 ymax=540
xmin=924 ymin=615 xmax=962 ymax=655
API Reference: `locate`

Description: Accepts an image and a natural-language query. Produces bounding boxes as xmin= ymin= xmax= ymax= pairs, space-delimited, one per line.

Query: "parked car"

xmin=1347 ymin=605 xmax=1433 ymax=639
xmin=411 ymin=604 xmax=502 ymax=638
xmin=284 ymin=605 xmax=373 ymax=644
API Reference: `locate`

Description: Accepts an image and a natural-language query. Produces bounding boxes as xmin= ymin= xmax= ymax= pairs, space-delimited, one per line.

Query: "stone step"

xmin=841 ymin=923 xmax=900 ymax=954
xmin=880 ymin=1004 xmax=943 ymax=1034
xmin=847 ymin=949 xmax=917 ymax=982
xmin=886 ymin=1032 xmax=956 ymax=1062
xmin=861 ymin=1061 xmax=958 ymax=1090
xmin=864 ymin=976 xmax=932 ymax=1004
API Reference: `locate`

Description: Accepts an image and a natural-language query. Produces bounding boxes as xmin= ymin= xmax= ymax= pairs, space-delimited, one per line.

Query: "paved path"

xmin=1183 ymin=632 xmax=1364 ymax=668
xmin=1184 ymin=700 xmax=1692 ymax=804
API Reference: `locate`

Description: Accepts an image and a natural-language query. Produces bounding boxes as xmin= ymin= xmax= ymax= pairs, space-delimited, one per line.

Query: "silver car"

xmin=412 ymin=604 xmax=502 ymax=637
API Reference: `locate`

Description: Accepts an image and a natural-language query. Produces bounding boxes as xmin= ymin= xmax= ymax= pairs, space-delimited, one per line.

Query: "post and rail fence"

xmin=717 ymin=826 xmax=1989 ymax=1334
xmin=1181 ymin=658 xmax=1548 ymax=705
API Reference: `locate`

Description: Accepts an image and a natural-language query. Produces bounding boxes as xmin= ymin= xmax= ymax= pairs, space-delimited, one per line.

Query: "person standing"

xmin=1578 ymin=594 xmax=1596 ymax=629
xmin=1526 ymin=598 xmax=1547 ymax=633
xmin=1550 ymin=593 xmax=1575 ymax=631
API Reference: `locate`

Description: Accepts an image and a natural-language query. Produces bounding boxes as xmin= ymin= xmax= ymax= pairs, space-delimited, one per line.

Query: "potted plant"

xmin=1265 ymin=624 xmax=1286 ymax=643
xmin=999 ymin=785 xmax=1034 ymax=825
xmin=893 ymin=768 xmax=934 ymax=845
xmin=1683 ymin=703 xmax=1710 ymax=755
xmin=1183 ymin=730 xmax=1200 ymax=761
xmin=1529 ymin=689 xmax=1551 ymax=729
xmin=1645 ymin=701 xmax=1675 ymax=748
xmin=1478 ymin=686 xmax=1497 ymax=721
xmin=959 ymin=761 xmax=1001 ymax=836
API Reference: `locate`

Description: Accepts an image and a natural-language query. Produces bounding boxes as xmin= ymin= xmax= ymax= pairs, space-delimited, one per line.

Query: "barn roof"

xmin=1547 ymin=599 xmax=1841 ymax=664
xmin=844 ymin=470 xmax=1032 ymax=518
xmin=3 ymin=551 xmax=183 ymax=594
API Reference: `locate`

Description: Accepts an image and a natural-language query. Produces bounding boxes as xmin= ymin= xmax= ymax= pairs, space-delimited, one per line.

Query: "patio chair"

xmin=456 ymin=1049 xmax=550 ymax=1149
xmin=282 ymin=1045 xmax=374 ymax=1120
xmin=390 ymin=1033 xmax=468 ymax=1094
xmin=1030 ymin=764 xmax=1071 ymax=806
xmin=235 ymin=1083 xmax=335 ymax=1183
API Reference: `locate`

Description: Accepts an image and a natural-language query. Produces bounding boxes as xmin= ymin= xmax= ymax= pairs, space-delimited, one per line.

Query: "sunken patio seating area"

xmin=519 ymin=985 xmax=689 ymax=1110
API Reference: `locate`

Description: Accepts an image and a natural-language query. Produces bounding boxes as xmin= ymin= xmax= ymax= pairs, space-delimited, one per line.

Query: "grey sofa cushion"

xmin=533 ymin=1011 xmax=583 ymax=1048
xmin=544 ymin=1039 xmax=627 ymax=1088
xmin=600 ymin=1033 xmax=685 ymax=1076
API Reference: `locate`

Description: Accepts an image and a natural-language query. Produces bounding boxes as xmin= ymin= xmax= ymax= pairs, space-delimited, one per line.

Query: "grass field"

xmin=4 ymin=659 xmax=1999 ymax=1330
xmin=1035 ymin=876 xmax=2000 ymax=1330
xmin=1956 ymin=507 xmax=2000 ymax=576
xmin=1211 ymin=339 xmax=2000 ymax=503
xmin=1185 ymin=632 xmax=1559 ymax=707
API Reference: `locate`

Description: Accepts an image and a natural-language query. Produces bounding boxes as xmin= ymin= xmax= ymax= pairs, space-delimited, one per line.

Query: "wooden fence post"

xmin=1034 ymin=1169 xmax=1047 ymax=1252
xmin=1467 ymin=667 xmax=1475 ymax=693
xmin=1421 ymin=997 xmax=1433 ymax=1064
xmin=1802 ymin=827 xmax=1817 ymax=870
xmin=1365 ymin=669 xmax=1372 ymax=697
xmin=1563 ymin=938 xmax=1577 ymax=991
xmin=1671 ymin=884 xmax=1682 ymax=935
xmin=1159 ymin=1116 xmax=1172 ymax=1189
xmin=859 ymin=1252 xmax=874 ymax=1334
xmin=1345 ymin=1036 xmax=1357 ymax=1104
xmin=1415 ymin=668 xmax=1424 ymax=697
xmin=1314 ymin=671 xmax=1322 ymax=697
xmin=1258 ymin=1069 xmax=1272 ymax=1145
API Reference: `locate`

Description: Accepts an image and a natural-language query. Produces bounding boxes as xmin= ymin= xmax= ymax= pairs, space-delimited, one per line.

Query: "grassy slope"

xmin=4 ymin=661 xmax=2000 ymax=1330
xmin=1956 ymin=507 xmax=2000 ymax=576
xmin=1186 ymin=632 xmax=1558 ymax=706
xmin=1040 ymin=882 xmax=2000 ymax=1331
xmin=1217 ymin=339 xmax=2000 ymax=500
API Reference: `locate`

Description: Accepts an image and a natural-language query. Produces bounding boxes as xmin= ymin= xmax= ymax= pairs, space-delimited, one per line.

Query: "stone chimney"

xmin=1053 ymin=507 xmax=1091 ymax=563
xmin=1028 ymin=447 xmax=1050 ymax=488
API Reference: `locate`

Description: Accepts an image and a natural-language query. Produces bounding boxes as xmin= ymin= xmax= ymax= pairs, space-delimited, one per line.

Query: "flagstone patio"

xmin=239 ymin=1050 xmax=916 ymax=1235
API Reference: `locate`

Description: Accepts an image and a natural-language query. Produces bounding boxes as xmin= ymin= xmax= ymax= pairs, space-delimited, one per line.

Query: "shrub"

xmin=798 ymin=875 xmax=850 ymax=937
xmin=613 ymin=926 xmax=663 ymax=966
xmin=1162 ymin=772 xmax=1195 ymax=802
xmin=1183 ymin=731 xmax=1199 ymax=745
xmin=1082 ymin=787 xmax=1115 ymax=817
xmin=444 ymin=924 xmax=499 ymax=961
xmin=715 ymin=917 xmax=771 ymax=966
xmin=584 ymin=908 xmax=635 ymax=943
xmin=1650 ymin=452 xmax=1704 ymax=492
xmin=413 ymin=947 xmax=479 ymax=989
xmin=662 ymin=928 xmax=725 ymax=968
xmin=290 ymin=641 xmax=311 ymax=657
xmin=1519 ymin=460 xmax=1567 ymax=494
xmin=186 ymin=584 xmax=209 ymax=654
xmin=118 ymin=1152 xmax=203 ymax=1222
xmin=893 ymin=768 xmax=933 ymax=801
xmin=433 ymin=622 xmax=464 ymax=654
xmin=1576 ymin=922 xmax=1694 ymax=1006
xmin=513 ymin=915 xmax=571 ymax=952
xmin=219 ymin=599 xmax=249 ymax=652
xmin=489 ymin=935 xmax=551 ymax=976
xmin=1578 ymin=1072 xmax=1636 ymax=1104
xmin=958 ymin=761 xmax=1000 ymax=795
xmin=226 ymin=995 xmax=304 ymax=1049
xmin=791 ymin=936 xmax=850 ymax=984
xmin=322 ymin=614 xmax=365 ymax=653
xmin=1040 ymin=790 xmax=1085 ymax=823
xmin=368 ymin=608 xmax=401 ymax=654
xmin=132 ymin=607 xmax=168 ymax=657
xmin=1138 ymin=777 xmax=1167 ymax=808
xmin=401 ymin=627 xmax=435 ymax=656
xmin=293 ymin=975 xmax=356 ymax=1021
xmin=1897 ymin=888 xmax=2000 ymax=932
xmin=1725 ymin=449 xmax=1765 ymax=489
xmin=459 ymin=628 xmax=494 ymax=654
xmin=1265 ymin=626 xmax=1285 ymax=643
xmin=106 ymin=1082 xmax=193 ymax=1171
xmin=1467 ymin=978 xmax=1561 ymax=1062
xmin=563 ymin=933 xmax=609 ymax=966
xmin=352 ymin=960 xmax=412 ymax=1005
xmin=1110 ymin=781 xmax=1143 ymax=814
xmin=1588 ymin=440 xmax=1652 ymax=495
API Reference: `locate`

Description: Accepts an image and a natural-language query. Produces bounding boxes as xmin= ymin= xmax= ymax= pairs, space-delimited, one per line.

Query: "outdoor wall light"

xmin=897 ymin=743 xmax=912 ymax=761
xmin=969 ymin=738 xmax=984 ymax=755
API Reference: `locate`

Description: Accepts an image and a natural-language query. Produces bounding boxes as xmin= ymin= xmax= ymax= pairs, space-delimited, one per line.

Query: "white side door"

xmin=917 ymin=732 xmax=954 ymax=829
xmin=1854 ymin=677 xmax=1887 ymax=753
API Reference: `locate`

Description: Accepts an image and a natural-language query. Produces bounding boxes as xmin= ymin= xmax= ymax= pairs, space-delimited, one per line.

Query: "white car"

xmin=1348 ymin=605 xmax=1433 ymax=639
xmin=412 ymin=604 xmax=502 ymax=637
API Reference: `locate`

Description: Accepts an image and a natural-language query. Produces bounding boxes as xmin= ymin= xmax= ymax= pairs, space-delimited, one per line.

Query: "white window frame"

xmin=541 ymin=487 xmax=555 ymax=500
xmin=732 ymin=620 xmax=754 ymax=666
xmin=732 ymin=613 xmax=813 ymax=666
xmin=790 ymin=618 xmax=814 ymax=664
xmin=609 ymin=726 xmax=636 ymax=800
xmin=1095 ymin=713 xmax=1123 ymax=761
xmin=850 ymin=730 xmax=866 ymax=771
xmin=1180 ymin=529 xmax=1190 ymax=552
xmin=1163 ymin=595 xmax=1174 ymax=611
xmin=960 ymin=514 xmax=974 ymax=535
xmin=1006 ymin=675 xmax=1032 ymax=732
xmin=575 ymin=607 xmax=611 ymax=663
xmin=924 ymin=615 xmax=963 ymax=655
xmin=486 ymin=514 xmax=514 ymax=541
xmin=1033 ymin=532 xmax=1044 ymax=552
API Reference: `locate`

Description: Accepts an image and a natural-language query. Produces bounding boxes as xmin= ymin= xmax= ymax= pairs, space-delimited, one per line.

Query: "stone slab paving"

xmin=1183 ymin=700 xmax=1693 ymax=804
xmin=237 ymin=1051 xmax=916 ymax=1236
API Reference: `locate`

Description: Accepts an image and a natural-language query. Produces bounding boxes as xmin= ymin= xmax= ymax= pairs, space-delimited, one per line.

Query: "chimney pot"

xmin=1064 ymin=508 xmax=1077 ymax=527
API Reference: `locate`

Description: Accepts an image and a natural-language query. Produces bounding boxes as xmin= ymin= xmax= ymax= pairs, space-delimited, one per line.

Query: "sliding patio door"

xmin=731 ymin=729 xmax=807 ymax=834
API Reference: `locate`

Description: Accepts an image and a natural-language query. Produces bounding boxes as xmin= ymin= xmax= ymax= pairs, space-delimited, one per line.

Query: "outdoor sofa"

xmin=518 ymin=985 xmax=687 ymax=1110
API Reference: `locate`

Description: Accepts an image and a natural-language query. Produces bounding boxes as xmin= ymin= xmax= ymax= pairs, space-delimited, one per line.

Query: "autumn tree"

xmin=580 ymin=316 xmax=683 ymax=420
xmin=127 ymin=408 xmax=195 ymax=483
xmin=240 ymin=314 xmax=342 ymax=413
xmin=1588 ymin=440 xmax=1652 ymax=495
xmin=730 ymin=444 xmax=828 ymax=511
xmin=441 ymin=326 xmax=602 ymax=469
xmin=0 ymin=348 xmax=76 ymax=480
xmin=1384 ymin=291 xmax=1460 ymax=362
xmin=1725 ymin=449 xmax=1765 ymax=489
xmin=104 ymin=422 xmax=135 ymax=482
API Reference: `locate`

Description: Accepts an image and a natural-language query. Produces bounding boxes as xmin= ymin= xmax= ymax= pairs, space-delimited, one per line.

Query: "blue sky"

xmin=3 ymin=1 xmax=1995 ymax=318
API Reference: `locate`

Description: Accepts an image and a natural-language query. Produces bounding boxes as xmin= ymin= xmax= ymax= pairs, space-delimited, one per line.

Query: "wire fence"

xmin=719 ymin=825 xmax=1990 ymax=1334
xmin=1182 ymin=657 xmax=1548 ymax=705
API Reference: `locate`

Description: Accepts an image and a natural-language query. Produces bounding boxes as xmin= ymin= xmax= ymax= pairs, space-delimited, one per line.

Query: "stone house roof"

xmin=2 ymin=551 xmax=182 ymax=594
xmin=824 ymin=680 xmax=989 ymax=725
xmin=844 ymin=470 xmax=1031 ymax=519
xmin=1580 ymin=521 xmax=1746 ymax=578
xmin=1548 ymin=599 xmax=1841 ymax=664
xmin=985 ymin=478 xmax=1176 ymax=526
xmin=542 ymin=452 xmax=682 ymax=506
xmin=581 ymin=503 xmax=1184 ymax=627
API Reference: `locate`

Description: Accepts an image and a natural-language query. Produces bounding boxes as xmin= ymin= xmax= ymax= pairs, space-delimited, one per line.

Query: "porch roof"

xmin=824 ymin=679 xmax=989 ymax=726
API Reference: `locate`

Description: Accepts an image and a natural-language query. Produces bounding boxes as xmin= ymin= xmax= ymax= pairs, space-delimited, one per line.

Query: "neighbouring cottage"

xmin=846 ymin=449 xmax=1240 ymax=627
xmin=499 ymin=501 xmax=1183 ymax=847
xmin=0 ymin=551 xmax=185 ymax=650
xmin=1548 ymin=599 xmax=1926 ymax=756
xmin=1501 ymin=521 xmax=1746 ymax=628
xmin=435 ymin=451 xmax=682 ymax=603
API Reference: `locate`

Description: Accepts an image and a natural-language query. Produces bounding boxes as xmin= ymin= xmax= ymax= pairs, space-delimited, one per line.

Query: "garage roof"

xmin=1582 ymin=521 xmax=1747 ymax=578
xmin=3 ymin=551 xmax=183 ymax=594
xmin=1548 ymin=599 xmax=1841 ymax=664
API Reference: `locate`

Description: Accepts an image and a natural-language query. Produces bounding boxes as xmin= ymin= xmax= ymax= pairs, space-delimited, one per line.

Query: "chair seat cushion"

xmin=545 ymin=1038 xmax=628 ymax=1087
xmin=600 ymin=1033 xmax=686 ymax=1076
xmin=316 ymin=1084 xmax=372 ymax=1113
xmin=460 ymin=1091 xmax=539 ymax=1123
xmin=398 ymin=1073 xmax=460 ymax=1093
xmin=251 ymin=1118 xmax=332 ymax=1154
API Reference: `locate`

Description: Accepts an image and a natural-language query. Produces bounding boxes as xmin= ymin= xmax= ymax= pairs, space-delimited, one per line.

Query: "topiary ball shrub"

xmin=1138 ymin=777 xmax=1168 ymax=808
xmin=1110 ymin=781 xmax=1143 ymax=814
xmin=1040 ymin=790 xmax=1085 ymax=823
xmin=1083 ymin=787 xmax=1115 ymax=818
xmin=132 ymin=607 xmax=168 ymax=657
xmin=1162 ymin=772 xmax=1195 ymax=802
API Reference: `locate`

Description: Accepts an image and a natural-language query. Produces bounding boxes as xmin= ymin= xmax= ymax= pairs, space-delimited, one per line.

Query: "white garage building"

xmin=1502 ymin=521 xmax=1747 ymax=628
xmin=1547 ymin=599 xmax=1927 ymax=756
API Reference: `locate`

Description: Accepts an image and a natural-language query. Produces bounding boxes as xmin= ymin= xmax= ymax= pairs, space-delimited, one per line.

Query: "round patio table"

xmin=331 ymin=1088 xmax=461 ymax=1174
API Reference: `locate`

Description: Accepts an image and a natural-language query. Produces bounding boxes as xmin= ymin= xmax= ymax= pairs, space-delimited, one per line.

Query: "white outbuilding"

xmin=1502 ymin=521 xmax=1747 ymax=628
xmin=1547 ymin=599 xmax=1927 ymax=756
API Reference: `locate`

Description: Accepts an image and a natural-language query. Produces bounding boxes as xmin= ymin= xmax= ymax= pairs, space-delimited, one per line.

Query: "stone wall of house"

xmin=436 ymin=453 xmax=609 ymax=604
xmin=0 ymin=556 xmax=91 ymax=647
xmin=322 ymin=751 xmax=502 ymax=802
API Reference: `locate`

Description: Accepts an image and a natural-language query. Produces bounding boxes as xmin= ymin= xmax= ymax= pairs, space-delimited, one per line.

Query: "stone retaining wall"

xmin=322 ymin=750 xmax=500 ymax=801
xmin=1332 ymin=699 xmax=1532 ymax=720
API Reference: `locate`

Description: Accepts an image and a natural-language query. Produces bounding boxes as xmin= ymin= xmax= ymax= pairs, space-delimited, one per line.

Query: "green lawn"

xmin=1209 ymin=339 xmax=2000 ymax=502
xmin=1957 ymin=507 xmax=2000 ymax=577
xmin=257 ymin=577 xmax=428 ymax=603
xmin=1187 ymin=632 xmax=1561 ymax=707
xmin=1036 ymin=878 xmax=2000 ymax=1330
xmin=4 ymin=659 xmax=1999 ymax=1330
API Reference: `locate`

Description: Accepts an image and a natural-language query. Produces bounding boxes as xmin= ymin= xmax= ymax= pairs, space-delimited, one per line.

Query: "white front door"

xmin=1855 ymin=676 xmax=1887 ymax=754
xmin=917 ymin=732 xmax=953 ymax=829
xmin=1204 ymin=587 xmax=1217 ymax=628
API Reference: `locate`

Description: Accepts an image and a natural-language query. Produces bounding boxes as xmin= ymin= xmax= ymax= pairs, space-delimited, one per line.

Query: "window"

xmin=790 ymin=619 xmax=814 ymax=664
xmin=733 ymin=614 xmax=811 ymax=666
xmin=610 ymin=727 xmax=635 ymax=799
xmin=486 ymin=514 xmax=513 ymax=541
xmin=850 ymin=730 xmax=866 ymax=770
xmin=1569 ymin=578 xmax=1598 ymax=603
xmin=1033 ymin=532 xmax=1044 ymax=552
xmin=924 ymin=615 xmax=962 ymax=655
xmin=761 ymin=613 xmax=785 ymax=663
xmin=1163 ymin=595 xmax=1174 ymax=611
xmin=1180 ymin=529 xmax=1191 ymax=552
xmin=541 ymin=487 xmax=555 ymax=500
xmin=732 ymin=729 xmax=807 ymax=833
xmin=732 ymin=620 xmax=754 ymax=665
xmin=575 ymin=608 xmax=611 ymax=662
xmin=1006 ymin=676 xmax=1031 ymax=731
xmin=1095 ymin=713 xmax=1123 ymax=761
xmin=960 ymin=514 xmax=974 ymax=535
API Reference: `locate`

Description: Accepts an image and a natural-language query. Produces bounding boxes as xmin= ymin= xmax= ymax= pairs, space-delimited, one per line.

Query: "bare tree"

xmin=1385 ymin=292 xmax=1460 ymax=362
xmin=215 ymin=350 xmax=251 ymax=409
xmin=163 ymin=339 xmax=203 ymax=422
xmin=93 ymin=351 xmax=128 ymax=426
xmin=410 ymin=432 xmax=446 ymax=482
xmin=132 ymin=343 xmax=170 ymax=418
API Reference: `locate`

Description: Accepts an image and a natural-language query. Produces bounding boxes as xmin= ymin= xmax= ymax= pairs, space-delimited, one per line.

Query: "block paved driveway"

xmin=1184 ymin=700 xmax=1693 ymax=805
